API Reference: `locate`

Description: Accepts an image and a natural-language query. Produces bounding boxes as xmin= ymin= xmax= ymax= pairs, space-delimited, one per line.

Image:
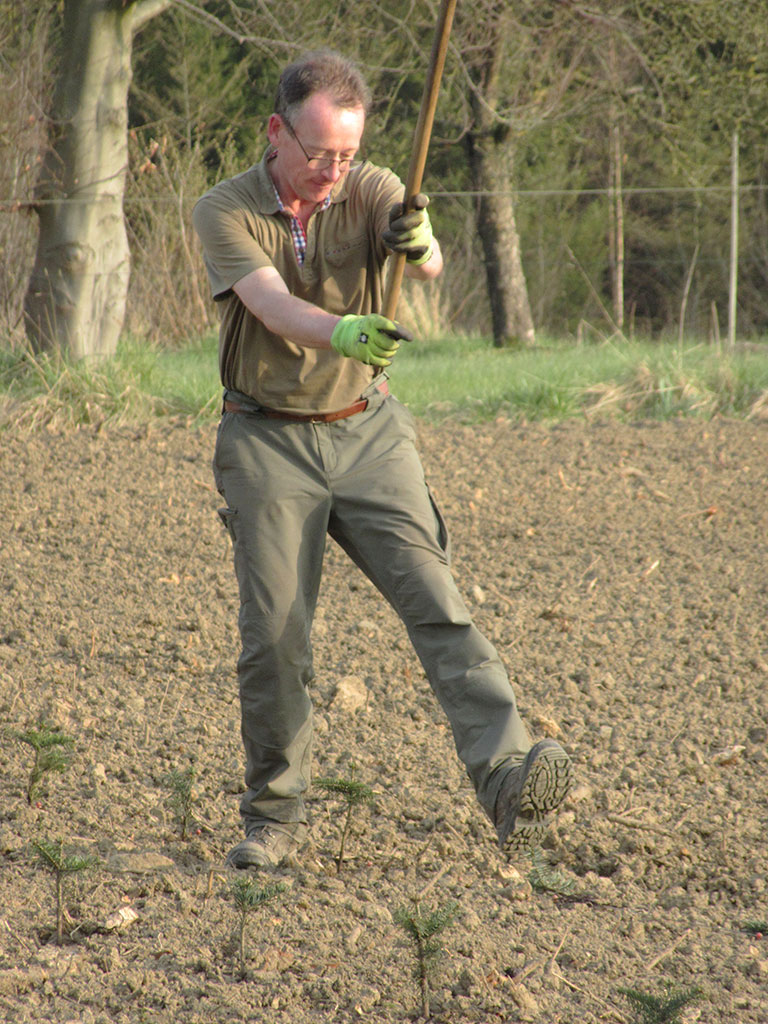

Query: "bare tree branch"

xmin=169 ymin=0 xmax=293 ymax=52
xmin=131 ymin=0 xmax=174 ymax=34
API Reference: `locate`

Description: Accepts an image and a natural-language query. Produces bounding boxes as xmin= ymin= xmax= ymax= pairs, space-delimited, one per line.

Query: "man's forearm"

xmin=234 ymin=271 xmax=339 ymax=349
xmin=256 ymin=292 xmax=339 ymax=349
xmin=404 ymin=238 xmax=443 ymax=281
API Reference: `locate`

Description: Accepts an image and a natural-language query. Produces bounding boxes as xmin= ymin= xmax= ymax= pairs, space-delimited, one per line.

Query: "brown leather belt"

xmin=223 ymin=380 xmax=388 ymax=423
xmin=224 ymin=397 xmax=368 ymax=422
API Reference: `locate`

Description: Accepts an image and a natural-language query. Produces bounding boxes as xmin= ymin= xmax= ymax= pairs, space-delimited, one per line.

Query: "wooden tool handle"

xmin=381 ymin=0 xmax=458 ymax=321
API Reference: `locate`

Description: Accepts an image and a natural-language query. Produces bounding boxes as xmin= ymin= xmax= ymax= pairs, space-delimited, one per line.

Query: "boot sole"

xmin=501 ymin=743 xmax=573 ymax=854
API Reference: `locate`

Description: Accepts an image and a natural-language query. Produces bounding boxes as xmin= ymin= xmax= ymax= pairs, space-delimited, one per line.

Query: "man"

xmin=193 ymin=50 xmax=572 ymax=871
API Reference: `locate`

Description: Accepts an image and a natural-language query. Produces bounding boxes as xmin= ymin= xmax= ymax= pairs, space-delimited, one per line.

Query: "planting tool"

xmin=382 ymin=0 xmax=458 ymax=320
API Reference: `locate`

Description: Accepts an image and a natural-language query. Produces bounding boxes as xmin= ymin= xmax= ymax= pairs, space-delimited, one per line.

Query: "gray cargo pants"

xmin=213 ymin=388 xmax=531 ymax=830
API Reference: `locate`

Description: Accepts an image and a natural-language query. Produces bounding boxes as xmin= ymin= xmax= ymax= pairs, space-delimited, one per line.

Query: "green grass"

xmin=388 ymin=333 xmax=768 ymax=422
xmin=1 ymin=331 xmax=767 ymax=428
xmin=0 ymin=334 xmax=221 ymax=429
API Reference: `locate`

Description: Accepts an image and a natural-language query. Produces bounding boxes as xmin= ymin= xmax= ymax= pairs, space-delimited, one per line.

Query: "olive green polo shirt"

xmin=193 ymin=150 xmax=405 ymax=414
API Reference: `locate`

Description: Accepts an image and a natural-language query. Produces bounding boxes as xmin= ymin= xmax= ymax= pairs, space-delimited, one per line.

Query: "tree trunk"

xmin=464 ymin=10 xmax=534 ymax=349
xmin=24 ymin=0 xmax=170 ymax=360
xmin=466 ymin=128 xmax=535 ymax=348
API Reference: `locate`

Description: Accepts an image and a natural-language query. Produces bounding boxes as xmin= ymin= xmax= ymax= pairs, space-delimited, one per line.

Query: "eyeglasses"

xmin=282 ymin=118 xmax=356 ymax=172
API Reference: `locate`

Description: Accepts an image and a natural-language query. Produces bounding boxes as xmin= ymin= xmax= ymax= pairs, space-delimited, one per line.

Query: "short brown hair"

xmin=275 ymin=50 xmax=372 ymax=123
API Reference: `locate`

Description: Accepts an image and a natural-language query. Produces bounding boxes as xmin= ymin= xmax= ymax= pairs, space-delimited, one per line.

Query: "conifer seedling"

xmin=618 ymin=982 xmax=703 ymax=1023
xmin=14 ymin=722 xmax=74 ymax=804
xmin=33 ymin=838 xmax=96 ymax=945
xmin=316 ymin=771 xmax=374 ymax=872
xmin=165 ymin=764 xmax=197 ymax=839
xmin=528 ymin=847 xmax=579 ymax=897
xmin=395 ymin=899 xmax=458 ymax=1020
xmin=229 ymin=877 xmax=286 ymax=977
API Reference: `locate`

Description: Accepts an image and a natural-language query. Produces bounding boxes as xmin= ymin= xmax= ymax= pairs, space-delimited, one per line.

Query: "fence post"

xmin=727 ymin=130 xmax=739 ymax=351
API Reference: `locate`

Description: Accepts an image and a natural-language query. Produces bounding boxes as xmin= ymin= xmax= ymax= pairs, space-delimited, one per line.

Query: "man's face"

xmin=268 ymin=91 xmax=365 ymax=206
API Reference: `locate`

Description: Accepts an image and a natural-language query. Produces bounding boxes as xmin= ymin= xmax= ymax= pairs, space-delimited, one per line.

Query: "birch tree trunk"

xmin=24 ymin=0 xmax=171 ymax=360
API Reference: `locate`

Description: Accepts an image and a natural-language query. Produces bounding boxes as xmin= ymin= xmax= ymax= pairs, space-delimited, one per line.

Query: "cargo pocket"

xmin=426 ymin=485 xmax=452 ymax=563
xmin=217 ymin=506 xmax=238 ymax=543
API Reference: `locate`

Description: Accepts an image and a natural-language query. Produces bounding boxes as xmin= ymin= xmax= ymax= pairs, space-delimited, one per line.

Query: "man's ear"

xmin=267 ymin=113 xmax=284 ymax=149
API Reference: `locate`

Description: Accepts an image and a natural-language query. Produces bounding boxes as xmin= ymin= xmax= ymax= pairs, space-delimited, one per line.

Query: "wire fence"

xmin=2 ymin=183 xmax=767 ymax=206
xmin=2 ymin=179 xmax=767 ymax=341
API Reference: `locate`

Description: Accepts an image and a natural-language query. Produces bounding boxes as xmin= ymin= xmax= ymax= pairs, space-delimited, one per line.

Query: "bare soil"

xmin=1 ymin=412 xmax=767 ymax=1024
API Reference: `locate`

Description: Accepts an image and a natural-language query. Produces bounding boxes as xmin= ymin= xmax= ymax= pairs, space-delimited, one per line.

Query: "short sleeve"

xmin=192 ymin=191 xmax=274 ymax=301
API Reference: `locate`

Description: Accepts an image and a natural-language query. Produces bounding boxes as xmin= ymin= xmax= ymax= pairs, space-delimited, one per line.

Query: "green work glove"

xmin=382 ymin=193 xmax=434 ymax=265
xmin=330 ymin=314 xmax=413 ymax=367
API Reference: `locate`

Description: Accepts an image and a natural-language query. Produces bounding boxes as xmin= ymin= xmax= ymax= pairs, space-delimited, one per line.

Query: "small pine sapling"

xmin=618 ymin=982 xmax=703 ymax=1024
xmin=229 ymin=877 xmax=286 ymax=977
xmin=316 ymin=772 xmax=374 ymax=872
xmin=165 ymin=764 xmax=197 ymax=839
xmin=33 ymin=838 xmax=96 ymax=945
xmin=395 ymin=899 xmax=458 ymax=1020
xmin=528 ymin=847 xmax=579 ymax=897
xmin=14 ymin=722 xmax=74 ymax=804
